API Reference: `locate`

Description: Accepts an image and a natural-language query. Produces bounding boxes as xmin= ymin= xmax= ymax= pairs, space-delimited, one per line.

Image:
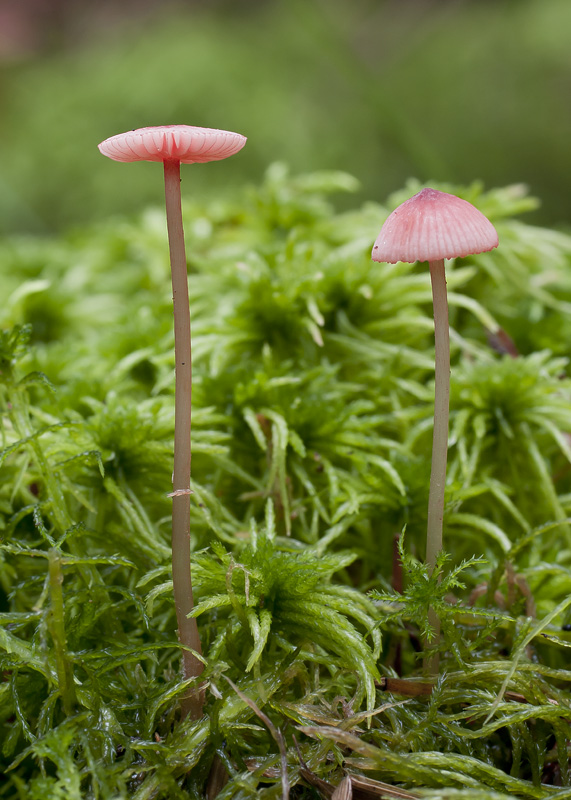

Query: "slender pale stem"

xmin=163 ymin=159 xmax=204 ymax=719
xmin=425 ymin=258 xmax=450 ymax=673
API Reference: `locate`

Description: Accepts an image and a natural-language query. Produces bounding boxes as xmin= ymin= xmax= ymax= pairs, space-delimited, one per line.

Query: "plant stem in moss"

xmin=48 ymin=548 xmax=77 ymax=715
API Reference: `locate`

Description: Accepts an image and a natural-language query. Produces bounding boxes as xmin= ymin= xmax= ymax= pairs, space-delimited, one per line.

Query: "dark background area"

xmin=0 ymin=0 xmax=569 ymax=233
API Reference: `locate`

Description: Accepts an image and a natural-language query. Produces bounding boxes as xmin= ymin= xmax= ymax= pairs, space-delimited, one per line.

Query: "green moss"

xmin=1 ymin=169 xmax=571 ymax=797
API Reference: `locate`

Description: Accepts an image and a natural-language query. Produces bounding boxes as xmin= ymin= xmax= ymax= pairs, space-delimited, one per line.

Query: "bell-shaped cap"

xmin=372 ymin=188 xmax=498 ymax=264
xmin=98 ymin=125 xmax=246 ymax=164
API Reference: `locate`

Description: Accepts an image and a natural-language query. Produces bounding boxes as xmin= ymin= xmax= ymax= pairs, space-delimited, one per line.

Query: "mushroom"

xmin=372 ymin=187 xmax=498 ymax=667
xmin=98 ymin=125 xmax=246 ymax=718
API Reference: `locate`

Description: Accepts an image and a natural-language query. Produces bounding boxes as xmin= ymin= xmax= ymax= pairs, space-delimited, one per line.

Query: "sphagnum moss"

xmin=1 ymin=170 xmax=571 ymax=797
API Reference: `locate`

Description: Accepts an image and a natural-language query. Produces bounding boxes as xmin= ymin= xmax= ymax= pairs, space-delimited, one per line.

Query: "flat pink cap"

xmin=372 ymin=188 xmax=498 ymax=264
xmin=98 ymin=125 xmax=246 ymax=164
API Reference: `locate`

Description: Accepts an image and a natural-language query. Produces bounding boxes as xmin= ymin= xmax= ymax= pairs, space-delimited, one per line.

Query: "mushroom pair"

xmin=372 ymin=188 xmax=498 ymax=667
xmin=98 ymin=124 xmax=499 ymax=707
xmin=99 ymin=126 xmax=246 ymax=719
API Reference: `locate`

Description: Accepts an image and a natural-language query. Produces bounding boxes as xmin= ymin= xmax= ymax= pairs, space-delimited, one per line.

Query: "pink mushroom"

xmin=372 ymin=188 xmax=498 ymax=668
xmin=99 ymin=125 xmax=246 ymax=718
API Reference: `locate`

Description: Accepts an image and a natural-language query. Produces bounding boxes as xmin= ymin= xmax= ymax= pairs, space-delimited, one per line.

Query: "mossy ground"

xmin=2 ymin=167 xmax=571 ymax=798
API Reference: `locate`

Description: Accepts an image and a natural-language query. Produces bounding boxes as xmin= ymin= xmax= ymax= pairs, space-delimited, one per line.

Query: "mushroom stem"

xmin=163 ymin=158 xmax=204 ymax=718
xmin=425 ymin=257 xmax=450 ymax=672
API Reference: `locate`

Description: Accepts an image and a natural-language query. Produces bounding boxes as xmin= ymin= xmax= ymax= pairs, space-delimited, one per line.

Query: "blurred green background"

xmin=0 ymin=0 xmax=569 ymax=234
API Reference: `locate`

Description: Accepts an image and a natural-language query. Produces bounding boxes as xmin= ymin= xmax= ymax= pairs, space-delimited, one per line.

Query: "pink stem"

xmin=425 ymin=258 xmax=450 ymax=672
xmin=163 ymin=159 xmax=204 ymax=719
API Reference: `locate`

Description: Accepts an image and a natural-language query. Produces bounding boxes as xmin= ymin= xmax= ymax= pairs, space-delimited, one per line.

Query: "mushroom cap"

xmin=372 ymin=188 xmax=498 ymax=264
xmin=98 ymin=125 xmax=247 ymax=164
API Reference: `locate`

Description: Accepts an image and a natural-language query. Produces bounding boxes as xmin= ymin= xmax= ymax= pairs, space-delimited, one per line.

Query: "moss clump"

xmin=1 ymin=168 xmax=571 ymax=797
